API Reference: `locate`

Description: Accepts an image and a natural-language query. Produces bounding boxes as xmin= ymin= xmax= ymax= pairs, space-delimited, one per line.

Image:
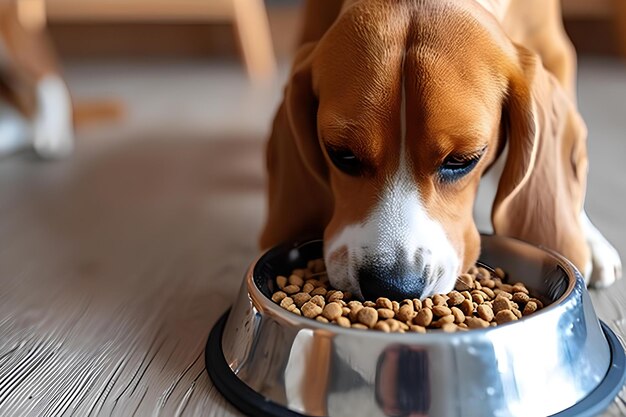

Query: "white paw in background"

xmin=33 ymin=75 xmax=74 ymax=159
xmin=582 ymin=211 xmax=623 ymax=288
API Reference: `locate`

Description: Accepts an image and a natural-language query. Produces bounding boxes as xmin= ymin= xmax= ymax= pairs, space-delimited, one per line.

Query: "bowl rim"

xmin=247 ymin=234 xmax=583 ymax=340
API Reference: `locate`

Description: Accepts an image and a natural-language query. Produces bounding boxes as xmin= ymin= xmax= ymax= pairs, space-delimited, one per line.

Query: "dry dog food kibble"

xmin=270 ymin=259 xmax=546 ymax=332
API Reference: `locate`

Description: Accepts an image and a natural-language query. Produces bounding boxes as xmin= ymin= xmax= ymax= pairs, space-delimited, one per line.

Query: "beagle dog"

xmin=0 ymin=0 xmax=73 ymax=158
xmin=261 ymin=0 xmax=622 ymax=300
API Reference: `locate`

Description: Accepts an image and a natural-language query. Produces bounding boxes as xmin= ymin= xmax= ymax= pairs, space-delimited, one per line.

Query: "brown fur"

xmin=261 ymin=0 xmax=590 ymax=276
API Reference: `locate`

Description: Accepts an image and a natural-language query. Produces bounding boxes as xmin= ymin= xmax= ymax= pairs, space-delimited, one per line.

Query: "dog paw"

xmin=588 ymin=239 xmax=622 ymax=288
xmin=33 ymin=76 xmax=74 ymax=159
xmin=582 ymin=212 xmax=623 ymax=288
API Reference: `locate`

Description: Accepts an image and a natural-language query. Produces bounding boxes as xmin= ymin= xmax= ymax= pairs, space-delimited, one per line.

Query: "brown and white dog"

xmin=261 ymin=0 xmax=622 ymax=300
xmin=0 ymin=0 xmax=73 ymax=158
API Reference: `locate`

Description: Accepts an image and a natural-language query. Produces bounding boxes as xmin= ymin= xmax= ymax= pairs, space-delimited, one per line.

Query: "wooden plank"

xmin=45 ymin=0 xmax=234 ymax=23
xmin=44 ymin=0 xmax=276 ymax=81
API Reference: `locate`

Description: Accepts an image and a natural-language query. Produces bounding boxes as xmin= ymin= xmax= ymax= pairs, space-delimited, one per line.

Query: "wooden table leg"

xmin=16 ymin=0 xmax=46 ymax=31
xmin=232 ymin=0 xmax=276 ymax=82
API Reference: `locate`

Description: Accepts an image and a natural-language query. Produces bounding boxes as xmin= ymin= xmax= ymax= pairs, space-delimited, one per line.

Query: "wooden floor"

xmin=0 ymin=58 xmax=625 ymax=416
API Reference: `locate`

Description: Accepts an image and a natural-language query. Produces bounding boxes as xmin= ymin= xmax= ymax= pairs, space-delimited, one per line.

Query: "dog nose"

xmin=358 ymin=262 xmax=426 ymax=301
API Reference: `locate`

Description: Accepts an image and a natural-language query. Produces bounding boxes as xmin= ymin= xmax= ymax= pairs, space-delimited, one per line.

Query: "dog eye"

xmin=439 ymin=154 xmax=481 ymax=182
xmin=326 ymin=147 xmax=362 ymax=176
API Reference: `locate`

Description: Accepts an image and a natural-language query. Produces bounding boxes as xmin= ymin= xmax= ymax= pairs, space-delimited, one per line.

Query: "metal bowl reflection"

xmin=207 ymin=235 xmax=626 ymax=417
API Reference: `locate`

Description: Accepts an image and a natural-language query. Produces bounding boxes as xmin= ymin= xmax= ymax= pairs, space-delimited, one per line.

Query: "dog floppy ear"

xmin=492 ymin=45 xmax=590 ymax=272
xmin=260 ymin=43 xmax=333 ymax=249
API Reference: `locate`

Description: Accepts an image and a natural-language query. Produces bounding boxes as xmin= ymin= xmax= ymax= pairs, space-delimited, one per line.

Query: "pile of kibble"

xmin=270 ymin=258 xmax=546 ymax=333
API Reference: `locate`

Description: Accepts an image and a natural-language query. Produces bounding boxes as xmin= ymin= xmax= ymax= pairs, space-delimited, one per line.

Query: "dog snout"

xmin=358 ymin=258 xmax=428 ymax=301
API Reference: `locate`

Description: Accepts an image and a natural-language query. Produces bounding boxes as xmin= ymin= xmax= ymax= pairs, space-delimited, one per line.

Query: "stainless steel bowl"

xmin=206 ymin=235 xmax=626 ymax=417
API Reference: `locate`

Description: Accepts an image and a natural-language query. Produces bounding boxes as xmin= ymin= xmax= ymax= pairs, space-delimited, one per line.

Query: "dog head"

xmin=262 ymin=0 xmax=589 ymax=300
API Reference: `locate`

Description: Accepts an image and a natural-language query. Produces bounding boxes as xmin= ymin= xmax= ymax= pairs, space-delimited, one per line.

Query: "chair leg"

xmin=231 ymin=0 xmax=276 ymax=82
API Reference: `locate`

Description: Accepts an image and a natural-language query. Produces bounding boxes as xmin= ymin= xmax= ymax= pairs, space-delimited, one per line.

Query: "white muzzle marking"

xmin=324 ymin=174 xmax=460 ymax=300
xmin=324 ymin=63 xmax=460 ymax=299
